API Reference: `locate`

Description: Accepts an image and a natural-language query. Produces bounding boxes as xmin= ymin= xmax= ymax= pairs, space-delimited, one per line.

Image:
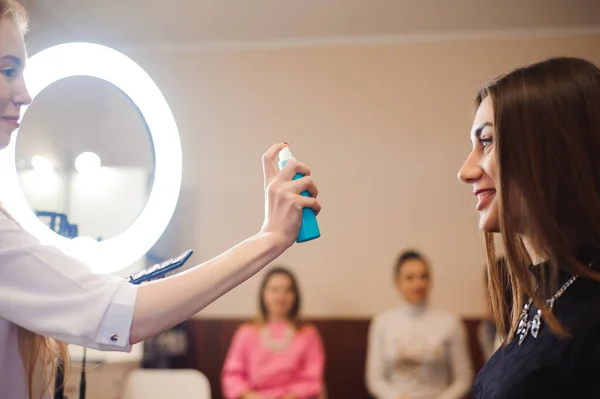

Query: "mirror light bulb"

xmin=74 ymin=152 xmax=101 ymax=173
xmin=31 ymin=155 xmax=54 ymax=172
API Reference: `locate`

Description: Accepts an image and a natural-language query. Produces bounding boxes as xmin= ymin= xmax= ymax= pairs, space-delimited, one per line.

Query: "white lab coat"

xmin=0 ymin=210 xmax=138 ymax=398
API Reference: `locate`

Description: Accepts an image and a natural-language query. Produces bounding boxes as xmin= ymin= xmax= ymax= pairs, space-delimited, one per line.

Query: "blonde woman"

xmin=0 ymin=3 xmax=321 ymax=398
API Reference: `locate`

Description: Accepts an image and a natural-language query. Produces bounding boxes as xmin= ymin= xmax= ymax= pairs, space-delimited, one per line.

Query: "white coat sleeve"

xmin=0 ymin=212 xmax=138 ymax=351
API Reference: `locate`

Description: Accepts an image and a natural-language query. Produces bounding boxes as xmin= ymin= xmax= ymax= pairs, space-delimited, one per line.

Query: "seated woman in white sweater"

xmin=365 ymin=250 xmax=473 ymax=399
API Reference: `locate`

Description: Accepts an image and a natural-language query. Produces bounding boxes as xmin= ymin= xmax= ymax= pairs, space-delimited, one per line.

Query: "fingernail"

xmin=283 ymin=142 xmax=289 ymax=145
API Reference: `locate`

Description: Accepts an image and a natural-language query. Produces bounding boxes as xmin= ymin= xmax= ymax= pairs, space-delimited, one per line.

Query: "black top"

xmin=473 ymin=259 xmax=600 ymax=398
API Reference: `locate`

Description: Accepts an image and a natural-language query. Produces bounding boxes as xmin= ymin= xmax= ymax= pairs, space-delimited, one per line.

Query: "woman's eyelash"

xmin=479 ymin=137 xmax=493 ymax=148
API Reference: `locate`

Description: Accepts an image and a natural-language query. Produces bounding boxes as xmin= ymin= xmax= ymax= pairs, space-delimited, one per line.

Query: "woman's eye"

xmin=1 ymin=68 xmax=15 ymax=79
xmin=480 ymin=137 xmax=493 ymax=149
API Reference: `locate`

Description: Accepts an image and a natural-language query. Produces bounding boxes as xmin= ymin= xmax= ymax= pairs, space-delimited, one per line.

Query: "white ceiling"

xmin=20 ymin=0 xmax=600 ymax=51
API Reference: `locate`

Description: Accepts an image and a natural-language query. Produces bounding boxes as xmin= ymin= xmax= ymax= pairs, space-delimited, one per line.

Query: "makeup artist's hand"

xmin=259 ymin=142 xmax=321 ymax=249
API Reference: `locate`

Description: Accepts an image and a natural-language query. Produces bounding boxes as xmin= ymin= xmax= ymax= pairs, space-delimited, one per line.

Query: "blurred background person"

xmin=222 ymin=266 xmax=325 ymax=399
xmin=366 ymin=250 xmax=473 ymax=399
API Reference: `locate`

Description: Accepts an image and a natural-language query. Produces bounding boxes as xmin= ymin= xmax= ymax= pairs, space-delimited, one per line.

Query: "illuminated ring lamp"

xmin=0 ymin=42 xmax=182 ymax=274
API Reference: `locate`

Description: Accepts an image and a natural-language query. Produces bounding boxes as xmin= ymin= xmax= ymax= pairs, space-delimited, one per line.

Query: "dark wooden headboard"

xmin=174 ymin=318 xmax=485 ymax=399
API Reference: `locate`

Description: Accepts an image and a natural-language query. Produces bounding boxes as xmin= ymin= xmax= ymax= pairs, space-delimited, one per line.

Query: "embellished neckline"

xmin=260 ymin=321 xmax=295 ymax=352
xmin=516 ymin=248 xmax=600 ymax=345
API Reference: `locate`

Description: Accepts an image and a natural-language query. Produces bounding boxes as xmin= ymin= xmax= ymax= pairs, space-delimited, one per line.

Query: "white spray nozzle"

xmin=278 ymin=146 xmax=294 ymax=163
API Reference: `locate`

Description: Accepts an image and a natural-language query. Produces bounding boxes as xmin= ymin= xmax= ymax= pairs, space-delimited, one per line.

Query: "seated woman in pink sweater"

xmin=221 ymin=266 xmax=325 ymax=399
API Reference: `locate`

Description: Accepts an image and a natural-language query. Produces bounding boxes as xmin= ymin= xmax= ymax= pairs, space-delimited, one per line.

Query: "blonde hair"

xmin=0 ymin=7 xmax=71 ymax=392
xmin=0 ymin=3 xmax=70 ymax=397
xmin=2 ymin=0 xmax=27 ymax=34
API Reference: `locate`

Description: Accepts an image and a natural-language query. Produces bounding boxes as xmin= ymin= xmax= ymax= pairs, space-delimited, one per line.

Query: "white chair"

xmin=121 ymin=369 xmax=211 ymax=399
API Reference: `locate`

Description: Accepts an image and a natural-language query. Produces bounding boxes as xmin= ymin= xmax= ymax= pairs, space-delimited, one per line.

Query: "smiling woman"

xmin=458 ymin=57 xmax=600 ymax=398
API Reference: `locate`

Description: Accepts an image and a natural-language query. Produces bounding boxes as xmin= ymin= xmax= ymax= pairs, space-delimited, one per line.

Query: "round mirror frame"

xmin=0 ymin=42 xmax=182 ymax=274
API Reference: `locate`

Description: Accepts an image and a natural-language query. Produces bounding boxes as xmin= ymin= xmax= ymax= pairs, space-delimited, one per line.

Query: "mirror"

xmin=14 ymin=76 xmax=154 ymax=242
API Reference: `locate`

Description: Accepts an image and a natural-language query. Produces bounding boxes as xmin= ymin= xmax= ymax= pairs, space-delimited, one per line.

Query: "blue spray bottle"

xmin=278 ymin=147 xmax=321 ymax=243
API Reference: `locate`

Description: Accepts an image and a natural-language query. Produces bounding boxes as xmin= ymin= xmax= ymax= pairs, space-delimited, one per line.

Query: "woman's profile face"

xmin=0 ymin=16 xmax=30 ymax=150
xmin=458 ymin=96 xmax=500 ymax=232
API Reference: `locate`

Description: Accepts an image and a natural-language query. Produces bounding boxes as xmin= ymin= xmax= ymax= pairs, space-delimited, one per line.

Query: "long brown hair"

xmin=478 ymin=57 xmax=600 ymax=342
xmin=0 ymin=2 xmax=70 ymax=396
xmin=257 ymin=266 xmax=302 ymax=327
xmin=483 ymin=256 xmax=512 ymax=330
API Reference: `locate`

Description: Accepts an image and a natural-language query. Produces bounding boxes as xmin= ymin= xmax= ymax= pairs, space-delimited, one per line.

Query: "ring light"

xmin=0 ymin=42 xmax=182 ymax=274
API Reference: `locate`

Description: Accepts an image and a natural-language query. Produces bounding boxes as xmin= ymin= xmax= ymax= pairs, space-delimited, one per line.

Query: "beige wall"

xmin=86 ymin=33 xmax=600 ymax=318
